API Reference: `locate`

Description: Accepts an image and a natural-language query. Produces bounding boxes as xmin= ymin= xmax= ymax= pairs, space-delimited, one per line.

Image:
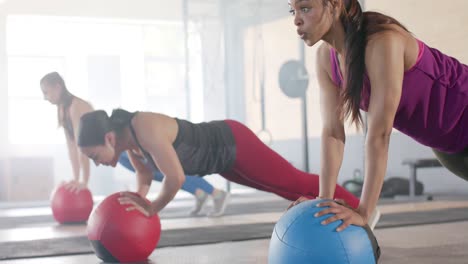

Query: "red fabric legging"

xmin=221 ymin=120 xmax=360 ymax=208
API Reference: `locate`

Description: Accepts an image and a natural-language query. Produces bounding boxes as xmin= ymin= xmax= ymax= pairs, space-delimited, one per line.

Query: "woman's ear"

xmin=54 ymin=82 xmax=62 ymax=92
xmin=105 ymin=131 xmax=116 ymax=149
xmin=326 ymin=0 xmax=341 ymax=19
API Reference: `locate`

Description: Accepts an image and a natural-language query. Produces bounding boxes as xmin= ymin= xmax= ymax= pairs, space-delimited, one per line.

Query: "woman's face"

xmin=289 ymin=0 xmax=335 ymax=46
xmin=41 ymin=82 xmax=62 ymax=105
xmin=80 ymin=132 xmax=120 ymax=167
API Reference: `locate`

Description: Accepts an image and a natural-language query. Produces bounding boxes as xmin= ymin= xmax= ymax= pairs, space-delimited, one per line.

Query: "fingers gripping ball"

xmin=50 ymin=184 xmax=93 ymax=224
xmin=269 ymin=199 xmax=380 ymax=264
xmin=87 ymin=192 xmax=161 ymax=263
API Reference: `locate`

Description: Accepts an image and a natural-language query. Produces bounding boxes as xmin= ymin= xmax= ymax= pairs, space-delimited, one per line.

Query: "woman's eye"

xmin=290 ymin=7 xmax=310 ymax=16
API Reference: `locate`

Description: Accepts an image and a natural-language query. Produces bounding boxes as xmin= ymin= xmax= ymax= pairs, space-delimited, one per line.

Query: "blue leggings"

xmin=118 ymin=152 xmax=214 ymax=195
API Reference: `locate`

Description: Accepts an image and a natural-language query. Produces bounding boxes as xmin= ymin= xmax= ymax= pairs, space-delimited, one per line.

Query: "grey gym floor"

xmin=1 ymin=192 xmax=468 ymax=264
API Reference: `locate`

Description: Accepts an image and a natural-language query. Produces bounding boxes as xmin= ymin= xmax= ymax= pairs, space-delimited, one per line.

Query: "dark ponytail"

xmin=109 ymin=109 xmax=134 ymax=132
xmin=339 ymin=0 xmax=408 ymax=127
xmin=340 ymin=0 xmax=366 ymax=127
xmin=77 ymin=109 xmax=134 ymax=147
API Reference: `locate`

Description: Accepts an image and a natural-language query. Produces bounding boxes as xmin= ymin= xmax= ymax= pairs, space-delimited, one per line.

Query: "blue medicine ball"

xmin=269 ymin=199 xmax=380 ymax=264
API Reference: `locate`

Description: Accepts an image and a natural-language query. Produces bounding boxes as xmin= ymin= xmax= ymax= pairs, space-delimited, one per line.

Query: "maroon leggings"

xmin=221 ymin=120 xmax=360 ymax=208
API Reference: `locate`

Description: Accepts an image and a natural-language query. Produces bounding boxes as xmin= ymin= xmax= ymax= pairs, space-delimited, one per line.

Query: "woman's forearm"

xmin=136 ymin=168 xmax=153 ymax=197
xmin=66 ymin=137 xmax=80 ymax=181
xmin=359 ymin=134 xmax=390 ymax=220
xmin=79 ymin=152 xmax=90 ymax=185
xmin=137 ymin=182 xmax=151 ymax=197
xmin=151 ymin=174 xmax=185 ymax=213
xmin=320 ymin=134 xmax=345 ymax=198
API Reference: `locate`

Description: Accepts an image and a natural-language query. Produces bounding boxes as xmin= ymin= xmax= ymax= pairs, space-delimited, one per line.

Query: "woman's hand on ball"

xmin=286 ymin=196 xmax=311 ymax=210
xmin=118 ymin=192 xmax=156 ymax=217
xmin=315 ymin=200 xmax=367 ymax=232
xmin=63 ymin=180 xmax=87 ymax=194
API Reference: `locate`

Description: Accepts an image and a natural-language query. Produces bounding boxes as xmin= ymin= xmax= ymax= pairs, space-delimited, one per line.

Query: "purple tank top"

xmin=330 ymin=40 xmax=468 ymax=153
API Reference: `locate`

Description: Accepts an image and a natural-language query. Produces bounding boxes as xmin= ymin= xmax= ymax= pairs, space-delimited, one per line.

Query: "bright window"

xmin=7 ymin=15 xmax=204 ymax=144
xmin=7 ymin=56 xmax=66 ymax=144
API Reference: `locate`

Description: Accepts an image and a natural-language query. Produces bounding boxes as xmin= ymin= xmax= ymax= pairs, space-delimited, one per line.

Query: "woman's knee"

xmin=432 ymin=148 xmax=468 ymax=181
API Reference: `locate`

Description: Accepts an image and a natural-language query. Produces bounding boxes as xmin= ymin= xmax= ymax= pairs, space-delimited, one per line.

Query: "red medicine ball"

xmin=87 ymin=192 xmax=161 ymax=263
xmin=50 ymin=184 xmax=93 ymax=224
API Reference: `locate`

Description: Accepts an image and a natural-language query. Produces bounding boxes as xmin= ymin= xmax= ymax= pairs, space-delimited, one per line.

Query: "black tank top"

xmin=128 ymin=112 xmax=236 ymax=176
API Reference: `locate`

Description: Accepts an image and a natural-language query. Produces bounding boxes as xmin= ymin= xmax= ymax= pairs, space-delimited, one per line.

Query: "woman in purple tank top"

xmin=288 ymin=0 xmax=468 ymax=231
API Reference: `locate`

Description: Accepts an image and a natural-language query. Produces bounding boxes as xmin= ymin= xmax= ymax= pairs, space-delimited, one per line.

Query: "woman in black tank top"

xmin=41 ymin=72 xmax=94 ymax=193
xmin=77 ymin=109 xmax=366 ymax=226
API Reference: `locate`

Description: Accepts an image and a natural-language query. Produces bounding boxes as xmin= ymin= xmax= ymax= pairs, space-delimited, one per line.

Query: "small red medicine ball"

xmin=87 ymin=192 xmax=161 ymax=263
xmin=50 ymin=184 xmax=93 ymax=224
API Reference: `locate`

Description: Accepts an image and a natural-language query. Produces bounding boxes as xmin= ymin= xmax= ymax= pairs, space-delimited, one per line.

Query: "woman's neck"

xmin=118 ymin=126 xmax=139 ymax=153
xmin=322 ymin=20 xmax=347 ymax=55
xmin=59 ymin=91 xmax=74 ymax=107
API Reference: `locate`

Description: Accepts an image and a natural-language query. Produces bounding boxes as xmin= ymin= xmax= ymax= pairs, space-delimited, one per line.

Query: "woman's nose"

xmin=294 ymin=14 xmax=303 ymax=27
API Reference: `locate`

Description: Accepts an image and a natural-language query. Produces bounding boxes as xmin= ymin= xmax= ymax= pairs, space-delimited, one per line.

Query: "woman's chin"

xmin=304 ymin=39 xmax=318 ymax=47
xmin=111 ymin=159 xmax=118 ymax=167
